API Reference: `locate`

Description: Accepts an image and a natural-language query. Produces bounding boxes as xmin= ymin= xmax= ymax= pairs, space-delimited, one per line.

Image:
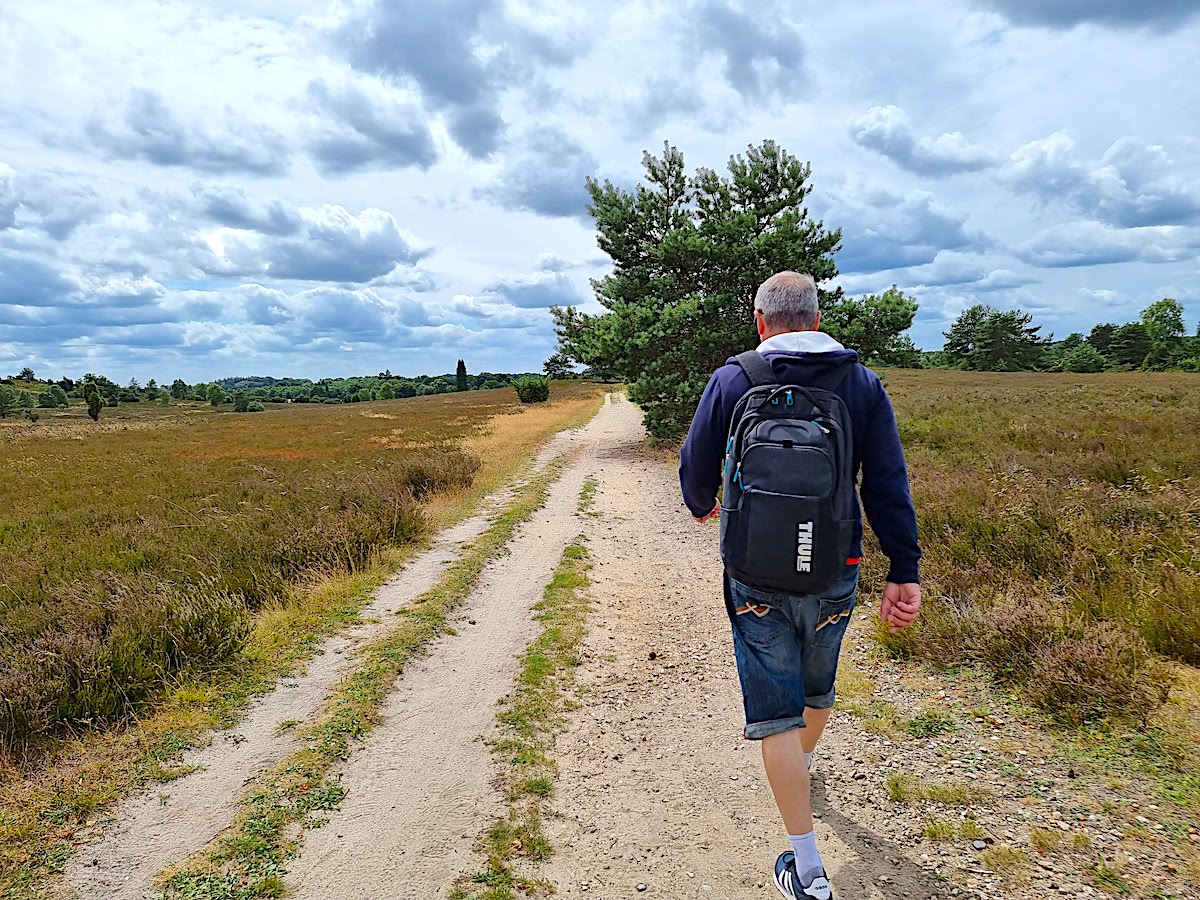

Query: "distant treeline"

xmin=0 ymin=366 xmax=550 ymax=416
xmin=907 ymin=298 xmax=1200 ymax=373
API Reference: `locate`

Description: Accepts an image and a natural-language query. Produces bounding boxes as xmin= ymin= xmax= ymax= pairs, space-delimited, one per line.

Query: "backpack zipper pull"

xmin=811 ymin=420 xmax=830 ymax=434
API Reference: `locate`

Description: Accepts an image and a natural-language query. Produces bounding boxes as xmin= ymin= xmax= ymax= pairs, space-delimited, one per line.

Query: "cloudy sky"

xmin=2 ymin=0 xmax=1199 ymax=383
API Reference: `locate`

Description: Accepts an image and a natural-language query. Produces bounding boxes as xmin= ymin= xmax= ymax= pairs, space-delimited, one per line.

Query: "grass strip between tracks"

xmin=452 ymin=531 xmax=593 ymax=900
xmin=159 ymin=459 xmax=567 ymax=899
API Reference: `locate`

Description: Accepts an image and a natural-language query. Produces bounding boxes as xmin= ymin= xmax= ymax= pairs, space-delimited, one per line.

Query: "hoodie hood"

xmin=756 ymin=331 xmax=845 ymax=354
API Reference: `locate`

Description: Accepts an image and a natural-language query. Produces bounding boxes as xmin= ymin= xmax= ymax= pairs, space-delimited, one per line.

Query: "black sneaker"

xmin=774 ymin=851 xmax=833 ymax=900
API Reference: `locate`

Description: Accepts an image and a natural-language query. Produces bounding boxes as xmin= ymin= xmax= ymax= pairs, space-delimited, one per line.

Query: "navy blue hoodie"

xmin=679 ymin=333 xmax=921 ymax=584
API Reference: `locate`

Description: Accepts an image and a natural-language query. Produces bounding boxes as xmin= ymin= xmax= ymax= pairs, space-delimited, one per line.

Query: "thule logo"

xmin=796 ymin=521 xmax=813 ymax=573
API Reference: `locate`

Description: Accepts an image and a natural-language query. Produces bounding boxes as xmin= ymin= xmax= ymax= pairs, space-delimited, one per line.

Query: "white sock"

xmin=788 ymin=830 xmax=823 ymax=878
xmin=805 ymin=751 xmax=814 ymax=771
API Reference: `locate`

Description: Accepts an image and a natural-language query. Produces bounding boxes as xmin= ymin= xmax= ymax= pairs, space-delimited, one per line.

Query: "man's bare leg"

xmin=800 ymin=706 xmax=832 ymax=754
xmin=761 ymin=729 xmax=813 ymax=834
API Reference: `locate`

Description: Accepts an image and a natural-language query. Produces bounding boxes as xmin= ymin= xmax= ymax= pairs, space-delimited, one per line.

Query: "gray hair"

xmin=754 ymin=272 xmax=819 ymax=331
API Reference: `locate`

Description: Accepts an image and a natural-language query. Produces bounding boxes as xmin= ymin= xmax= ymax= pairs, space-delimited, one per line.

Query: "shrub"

xmin=514 ymin=376 xmax=550 ymax=404
xmin=980 ymin=603 xmax=1064 ymax=684
xmin=37 ymin=386 xmax=69 ymax=409
xmin=83 ymin=382 xmax=103 ymax=421
xmin=1060 ymin=343 xmax=1106 ymax=373
xmin=1024 ymin=623 xmax=1173 ymax=725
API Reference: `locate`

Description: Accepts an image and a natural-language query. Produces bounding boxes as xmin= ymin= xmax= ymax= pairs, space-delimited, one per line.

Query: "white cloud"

xmin=1003 ymin=132 xmax=1200 ymax=227
xmin=1017 ymin=221 xmax=1200 ymax=267
xmin=850 ymin=106 xmax=997 ymax=176
xmin=194 ymin=206 xmax=433 ymax=282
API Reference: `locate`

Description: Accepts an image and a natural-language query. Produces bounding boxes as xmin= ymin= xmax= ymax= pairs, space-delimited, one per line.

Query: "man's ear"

xmin=814 ymin=310 xmax=822 ymax=332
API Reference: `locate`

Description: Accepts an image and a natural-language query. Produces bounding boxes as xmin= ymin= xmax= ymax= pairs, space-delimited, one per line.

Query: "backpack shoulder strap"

xmin=808 ymin=360 xmax=856 ymax=393
xmin=733 ymin=351 xmax=777 ymax=387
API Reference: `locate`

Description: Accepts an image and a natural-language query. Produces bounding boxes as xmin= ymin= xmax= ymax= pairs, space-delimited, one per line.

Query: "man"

xmin=679 ymin=271 xmax=922 ymax=900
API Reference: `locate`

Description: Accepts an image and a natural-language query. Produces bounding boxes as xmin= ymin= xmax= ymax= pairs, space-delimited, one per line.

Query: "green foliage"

xmin=456 ymin=359 xmax=469 ymax=392
xmin=1141 ymin=298 xmax=1185 ymax=343
xmin=542 ymin=351 xmax=575 ymax=379
xmin=553 ymin=139 xmax=842 ymax=440
xmin=169 ymin=378 xmax=189 ymax=399
xmin=207 ymin=384 xmax=225 ymax=406
xmin=822 ymin=285 xmax=919 ymax=364
xmin=233 ymin=390 xmax=250 ymax=413
xmin=1107 ymin=322 xmax=1152 ymax=368
xmin=1060 ymin=342 xmax=1106 ymax=373
xmin=378 ymin=382 xmax=396 ymax=400
xmin=514 ymin=376 xmax=550 ymax=404
xmin=943 ymin=305 xmax=1049 ymax=371
xmin=1088 ymin=323 xmax=1116 ymax=355
xmin=0 ymin=386 xmax=18 ymax=419
xmin=36 ymin=385 xmax=70 ymax=408
xmin=83 ymin=381 xmax=103 ymax=421
xmin=905 ymin=709 xmax=957 ymax=737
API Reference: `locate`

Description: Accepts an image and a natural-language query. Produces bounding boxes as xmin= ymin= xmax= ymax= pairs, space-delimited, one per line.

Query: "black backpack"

xmin=719 ymin=351 xmax=857 ymax=595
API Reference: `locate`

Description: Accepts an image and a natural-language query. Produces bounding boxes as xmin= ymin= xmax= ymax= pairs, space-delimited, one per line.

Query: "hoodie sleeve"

xmin=859 ymin=381 xmax=922 ymax=584
xmin=679 ymin=370 xmax=732 ymax=517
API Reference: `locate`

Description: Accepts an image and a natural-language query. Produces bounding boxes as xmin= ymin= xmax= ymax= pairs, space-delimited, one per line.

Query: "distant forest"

xmin=0 ymin=362 xmax=561 ymax=418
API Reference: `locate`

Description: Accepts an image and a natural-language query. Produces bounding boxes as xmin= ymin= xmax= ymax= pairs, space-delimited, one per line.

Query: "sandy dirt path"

xmin=62 ymin=446 xmax=537 ymax=899
xmin=539 ymin=407 xmax=965 ymax=900
xmin=281 ymin=395 xmax=642 ymax=899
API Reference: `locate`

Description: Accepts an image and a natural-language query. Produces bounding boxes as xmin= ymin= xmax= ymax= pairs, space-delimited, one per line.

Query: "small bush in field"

xmin=1024 ymin=623 xmax=1173 ymax=725
xmin=980 ymin=603 xmax=1065 ymax=684
xmin=514 ymin=376 xmax=550 ymax=404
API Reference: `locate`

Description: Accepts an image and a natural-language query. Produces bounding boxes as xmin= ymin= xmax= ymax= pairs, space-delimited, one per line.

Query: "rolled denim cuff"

xmin=743 ymin=714 xmax=807 ymax=741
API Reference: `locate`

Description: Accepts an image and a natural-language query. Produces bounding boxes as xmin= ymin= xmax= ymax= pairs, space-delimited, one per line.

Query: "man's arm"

xmin=679 ymin=371 xmax=729 ymax=519
xmin=859 ymin=381 xmax=922 ymax=587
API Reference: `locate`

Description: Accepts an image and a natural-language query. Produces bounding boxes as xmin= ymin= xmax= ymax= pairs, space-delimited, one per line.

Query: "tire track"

xmin=282 ymin=396 xmax=641 ymax=900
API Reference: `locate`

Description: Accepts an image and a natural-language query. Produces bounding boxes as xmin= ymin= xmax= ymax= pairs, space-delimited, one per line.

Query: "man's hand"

xmin=693 ymin=503 xmax=720 ymax=524
xmin=881 ymin=582 xmax=921 ymax=633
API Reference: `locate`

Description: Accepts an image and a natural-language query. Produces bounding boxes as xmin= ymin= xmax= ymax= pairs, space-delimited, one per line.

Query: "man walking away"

xmin=679 ymin=271 xmax=922 ymax=900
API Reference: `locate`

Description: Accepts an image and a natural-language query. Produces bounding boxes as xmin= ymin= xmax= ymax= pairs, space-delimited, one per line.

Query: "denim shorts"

xmin=723 ymin=564 xmax=859 ymax=740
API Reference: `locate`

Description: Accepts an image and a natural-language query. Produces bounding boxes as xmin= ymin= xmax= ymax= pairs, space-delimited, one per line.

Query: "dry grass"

xmin=886 ymin=772 xmax=990 ymax=805
xmin=981 ymin=845 xmax=1031 ymax=885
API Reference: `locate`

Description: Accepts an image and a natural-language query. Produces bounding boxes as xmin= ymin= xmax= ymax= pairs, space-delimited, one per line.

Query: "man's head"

xmin=753 ymin=271 xmax=820 ymax=340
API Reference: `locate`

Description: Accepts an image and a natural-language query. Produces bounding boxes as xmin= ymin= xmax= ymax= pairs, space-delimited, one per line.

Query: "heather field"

xmin=0 ymin=383 xmax=603 ymax=758
xmin=874 ymin=371 xmax=1200 ymax=771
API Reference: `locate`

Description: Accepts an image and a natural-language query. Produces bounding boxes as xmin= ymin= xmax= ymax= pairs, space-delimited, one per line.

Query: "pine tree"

xmin=552 ymin=140 xmax=843 ymax=440
xmin=456 ymin=359 xmax=468 ymax=392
